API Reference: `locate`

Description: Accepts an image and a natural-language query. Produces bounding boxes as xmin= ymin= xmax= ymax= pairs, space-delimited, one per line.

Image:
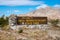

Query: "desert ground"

xmin=0 ymin=26 xmax=60 ymax=40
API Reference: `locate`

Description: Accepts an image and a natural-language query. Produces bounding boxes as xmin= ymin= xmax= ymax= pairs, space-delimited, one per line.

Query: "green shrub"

xmin=0 ymin=15 xmax=8 ymax=28
xmin=18 ymin=29 xmax=23 ymax=33
xmin=49 ymin=19 xmax=59 ymax=27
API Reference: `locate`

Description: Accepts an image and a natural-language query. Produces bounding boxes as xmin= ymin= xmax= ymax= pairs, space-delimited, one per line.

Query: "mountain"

xmin=18 ymin=6 xmax=60 ymax=20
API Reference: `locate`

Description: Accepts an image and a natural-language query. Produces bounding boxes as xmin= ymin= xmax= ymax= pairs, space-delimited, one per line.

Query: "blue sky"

xmin=0 ymin=0 xmax=60 ymax=16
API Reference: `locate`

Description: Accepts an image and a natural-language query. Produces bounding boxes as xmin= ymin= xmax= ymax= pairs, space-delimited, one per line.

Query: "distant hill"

xmin=18 ymin=6 xmax=60 ymax=20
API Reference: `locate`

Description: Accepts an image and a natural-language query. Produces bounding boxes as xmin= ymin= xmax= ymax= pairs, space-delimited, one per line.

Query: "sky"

xmin=0 ymin=0 xmax=60 ymax=16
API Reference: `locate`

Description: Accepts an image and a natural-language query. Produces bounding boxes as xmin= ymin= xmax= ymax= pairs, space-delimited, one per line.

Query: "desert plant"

xmin=18 ymin=29 xmax=23 ymax=33
xmin=0 ymin=15 xmax=8 ymax=28
xmin=49 ymin=19 xmax=59 ymax=27
xmin=0 ymin=15 xmax=8 ymax=29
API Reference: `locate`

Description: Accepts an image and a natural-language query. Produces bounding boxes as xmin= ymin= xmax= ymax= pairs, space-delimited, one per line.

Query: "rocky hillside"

xmin=18 ymin=7 xmax=60 ymax=20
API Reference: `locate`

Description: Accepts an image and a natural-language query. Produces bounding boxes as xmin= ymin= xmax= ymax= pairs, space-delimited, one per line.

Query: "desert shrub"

xmin=0 ymin=15 xmax=8 ymax=28
xmin=2 ymin=25 xmax=10 ymax=30
xmin=18 ymin=29 xmax=23 ymax=33
xmin=0 ymin=15 xmax=9 ymax=31
xmin=49 ymin=19 xmax=59 ymax=27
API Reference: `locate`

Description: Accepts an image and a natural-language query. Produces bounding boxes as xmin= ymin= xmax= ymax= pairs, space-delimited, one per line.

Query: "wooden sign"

xmin=17 ymin=17 xmax=47 ymax=25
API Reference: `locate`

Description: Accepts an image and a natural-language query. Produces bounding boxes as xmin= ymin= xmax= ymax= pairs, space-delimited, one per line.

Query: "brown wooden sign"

xmin=17 ymin=17 xmax=47 ymax=25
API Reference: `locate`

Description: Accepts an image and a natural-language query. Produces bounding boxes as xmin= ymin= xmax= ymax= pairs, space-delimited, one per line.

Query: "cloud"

xmin=36 ymin=4 xmax=48 ymax=9
xmin=6 ymin=10 xmax=20 ymax=13
xmin=0 ymin=0 xmax=44 ymax=6
xmin=53 ymin=4 xmax=60 ymax=8
xmin=36 ymin=4 xmax=60 ymax=9
xmin=13 ymin=10 xmax=20 ymax=12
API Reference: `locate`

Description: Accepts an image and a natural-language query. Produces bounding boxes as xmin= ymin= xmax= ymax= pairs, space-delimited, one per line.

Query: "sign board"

xmin=17 ymin=17 xmax=47 ymax=25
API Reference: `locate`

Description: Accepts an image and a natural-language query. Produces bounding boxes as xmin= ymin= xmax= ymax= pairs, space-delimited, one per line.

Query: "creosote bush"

xmin=18 ymin=29 xmax=23 ymax=33
xmin=0 ymin=15 xmax=8 ymax=28
xmin=49 ymin=19 xmax=60 ymax=27
xmin=0 ymin=15 xmax=9 ymax=30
